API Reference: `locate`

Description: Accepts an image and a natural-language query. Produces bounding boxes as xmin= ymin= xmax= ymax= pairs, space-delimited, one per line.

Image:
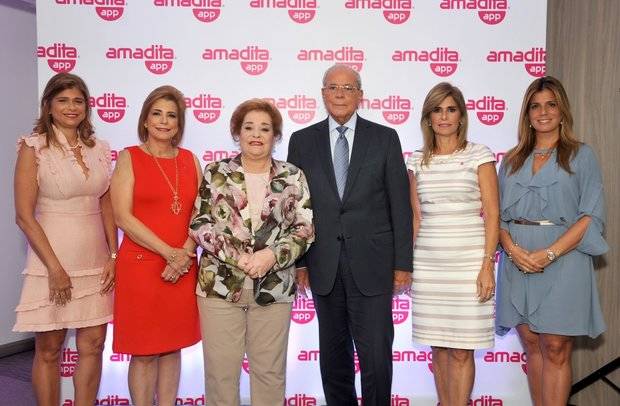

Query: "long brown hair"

xmin=505 ymin=76 xmax=579 ymax=175
xmin=419 ymin=82 xmax=468 ymax=167
xmin=34 ymin=73 xmax=95 ymax=148
xmin=137 ymin=86 xmax=186 ymax=147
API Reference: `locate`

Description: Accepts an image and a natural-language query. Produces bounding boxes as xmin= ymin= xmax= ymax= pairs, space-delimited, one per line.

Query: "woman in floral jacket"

xmin=189 ymin=99 xmax=314 ymax=406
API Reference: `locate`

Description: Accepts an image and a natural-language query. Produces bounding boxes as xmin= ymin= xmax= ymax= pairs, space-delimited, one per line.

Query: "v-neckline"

xmin=55 ymin=126 xmax=90 ymax=180
xmin=530 ymin=151 xmax=554 ymax=177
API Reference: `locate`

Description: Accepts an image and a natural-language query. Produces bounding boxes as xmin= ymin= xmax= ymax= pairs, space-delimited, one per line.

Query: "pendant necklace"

xmin=533 ymin=147 xmax=554 ymax=158
xmin=145 ymin=144 xmax=181 ymax=215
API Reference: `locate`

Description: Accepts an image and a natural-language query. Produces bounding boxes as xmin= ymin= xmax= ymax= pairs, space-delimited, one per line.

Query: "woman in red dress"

xmin=111 ymin=86 xmax=201 ymax=405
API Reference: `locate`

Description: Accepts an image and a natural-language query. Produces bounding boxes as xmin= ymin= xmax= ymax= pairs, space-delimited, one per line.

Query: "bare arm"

xmin=407 ymin=170 xmax=422 ymax=242
xmin=161 ymin=153 xmax=203 ymax=283
xmin=14 ymin=143 xmax=72 ymax=305
xmin=99 ymin=190 xmax=117 ymax=293
xmin=477 ymin=162 xmax=499 ymax=302
xmin=110 ymin=149 xmax=190 ymax=269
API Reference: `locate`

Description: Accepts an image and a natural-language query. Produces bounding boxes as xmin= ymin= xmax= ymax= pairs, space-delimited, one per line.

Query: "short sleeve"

xmin=96 ymin=138 xmax=113 ymax=176
xmin=405 ymin=152 xmax=419 ymax=174
xmin=17 ymin=134 xmax=43 ymax=159
xmin=473 ymin=143 xmax=496 ymax=167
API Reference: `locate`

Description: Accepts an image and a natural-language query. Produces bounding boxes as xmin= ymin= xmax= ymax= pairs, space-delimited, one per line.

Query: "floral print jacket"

xmin=189 ymin=154 xmax=314 ymax=305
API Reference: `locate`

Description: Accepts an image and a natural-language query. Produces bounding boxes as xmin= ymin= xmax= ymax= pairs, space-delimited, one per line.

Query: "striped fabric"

xmin=407 ymin=142 xmax=496 ymax=349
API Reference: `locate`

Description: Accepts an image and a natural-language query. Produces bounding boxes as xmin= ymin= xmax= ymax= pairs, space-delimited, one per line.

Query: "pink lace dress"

xmin=13 ymin=130 xmax=114 ymax=332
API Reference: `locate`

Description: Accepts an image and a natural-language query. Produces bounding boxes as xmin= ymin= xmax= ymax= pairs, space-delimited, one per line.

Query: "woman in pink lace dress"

xmin=13 ymin=73 xmax=117 ymax=406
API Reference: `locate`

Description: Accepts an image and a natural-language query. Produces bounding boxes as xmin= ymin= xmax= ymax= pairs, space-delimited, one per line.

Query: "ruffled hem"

xmin=496 ymin=321 xmax=605 ymax=339
xmin=15 ymin=284 xmax=107 ymax=312
xmin=21 ymin=266 xmax=105 ymax=277
xmin=13 ymin=315 xmax=112 ymax=333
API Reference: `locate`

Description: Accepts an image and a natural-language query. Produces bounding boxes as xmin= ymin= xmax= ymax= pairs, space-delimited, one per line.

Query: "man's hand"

xmin=393 ymin=270 xmax=412 ymax=296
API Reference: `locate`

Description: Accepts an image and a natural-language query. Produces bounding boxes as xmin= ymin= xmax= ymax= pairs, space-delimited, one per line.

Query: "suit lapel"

xmin=342 ymin=116 xmax=371 ymax=202
xmin=314 ymin=119 xmax=340 ymax=199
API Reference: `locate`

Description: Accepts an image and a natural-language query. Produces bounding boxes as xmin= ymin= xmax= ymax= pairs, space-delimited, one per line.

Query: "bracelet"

xmin=110 ymin=252 xmax=118 ymax=260
xmin=484 ymin=253 xmax=496 ymax=263
xmin=506 ymin=242 xmax=518 ymax=261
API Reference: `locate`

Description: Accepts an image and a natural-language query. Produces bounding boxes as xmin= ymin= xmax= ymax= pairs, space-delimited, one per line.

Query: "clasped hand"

xmin=162 ymin=247 xmax=195 ymax=283
xmin=509 ymin=245 xmax=550 ymax=274
xmin=237 ymin=249 xmax=276 ymax=279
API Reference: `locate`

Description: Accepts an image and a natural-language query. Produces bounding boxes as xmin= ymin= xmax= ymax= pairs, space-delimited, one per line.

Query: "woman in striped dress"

xmin=407 ymin=82 xmax=499 ymax=406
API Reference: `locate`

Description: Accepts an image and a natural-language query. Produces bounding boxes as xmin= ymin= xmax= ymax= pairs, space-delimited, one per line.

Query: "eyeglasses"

xmin=322 ymin=84 xmax=360 ymax=94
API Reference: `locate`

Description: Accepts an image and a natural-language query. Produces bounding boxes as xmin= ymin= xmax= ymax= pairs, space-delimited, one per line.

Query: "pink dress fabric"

xmin=13 ymin=130 xmax=114 ymax=332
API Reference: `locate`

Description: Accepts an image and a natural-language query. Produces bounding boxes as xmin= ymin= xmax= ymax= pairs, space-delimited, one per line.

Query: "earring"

xmin=528 ymin=123 xmax=533 ymax=128
xmin=427 ymin=122 xmax=432 ymax=127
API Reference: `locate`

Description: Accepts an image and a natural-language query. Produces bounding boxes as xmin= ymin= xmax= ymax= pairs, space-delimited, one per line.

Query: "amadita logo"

xmin=359 ymin=95 xmax=412 ymax=125
xmin=90 ymin=93 xmax=127 ymax=123
xmin=153 ymin=0 xmax=223 ymax=23
xmin=486 ymin=47 xmax=546 ymax=77
xmin=392 ymin=47 xmax=459 ymax=77
xmin=105 ymin=44 xmax=175 ymax=74
xmin=344 ymin=0 xmax=413 ymax=24
xmin=249 ymin=0 xmax=318 ymax=24
xmin=37 ymin=43 xmax=78 ymax=73
xmin=55 ymin=0 xmax=126 ymax=21
xmin=202 ymin=46 xmax=270 ymax=75
xmin=185 ymin=94 xmax=223 ymax=124
xmin=262 ymin=95 xmax=317 ymax=124
xmin=466 ymin=96 xmax=506 ymax=125
xmin=297 ymin=46 xmax=365 ymax=71
xmin=439 ymin=0 xmax=509 ymax=25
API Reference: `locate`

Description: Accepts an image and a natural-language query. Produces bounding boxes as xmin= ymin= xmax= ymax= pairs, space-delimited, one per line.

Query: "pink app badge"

xmin=90 ymin=93 xmax=126 ymax=123
xmin=186 ymin=94 xmax=223 ymax=124
xmin=37 ymin=43 xmax=78 ymax=73
xmin=466 ymin=96 xmax=506 ymax=126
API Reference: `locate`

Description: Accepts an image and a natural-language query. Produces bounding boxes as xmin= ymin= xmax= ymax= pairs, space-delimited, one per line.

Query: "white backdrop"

xmin=35 ymin=1 xmax=547 ymax=405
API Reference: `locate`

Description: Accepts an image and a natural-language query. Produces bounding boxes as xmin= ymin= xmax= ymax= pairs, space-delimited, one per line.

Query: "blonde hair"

xmin=419 ymin=82 xmax=468 ymax=167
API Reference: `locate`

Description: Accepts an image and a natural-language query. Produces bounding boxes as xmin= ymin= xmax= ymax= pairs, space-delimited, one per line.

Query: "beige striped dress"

xmin=407 ymin=142 xmax=495 ymax=349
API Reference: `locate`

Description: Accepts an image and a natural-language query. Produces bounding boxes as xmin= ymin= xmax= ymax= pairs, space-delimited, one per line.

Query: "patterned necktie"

xmin=333 ymin=125 xmax=349 ymax=199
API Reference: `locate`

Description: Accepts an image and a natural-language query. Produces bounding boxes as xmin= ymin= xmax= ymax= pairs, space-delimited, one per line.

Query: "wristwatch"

xmin=546 ymin=249 xmax=556 ymax=262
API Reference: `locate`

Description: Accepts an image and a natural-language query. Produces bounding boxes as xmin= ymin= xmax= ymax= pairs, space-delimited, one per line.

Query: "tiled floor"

xmin=0 ymin=350 xmax=36 ymax=406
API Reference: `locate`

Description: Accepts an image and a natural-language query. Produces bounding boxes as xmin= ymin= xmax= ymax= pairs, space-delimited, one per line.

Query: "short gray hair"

xmin=322 ymin=64 xmax=362 ymax=89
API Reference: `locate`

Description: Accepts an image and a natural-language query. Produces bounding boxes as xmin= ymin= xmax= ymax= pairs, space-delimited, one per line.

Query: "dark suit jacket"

xmin=287 ymin=115 xmax=413 ymax=296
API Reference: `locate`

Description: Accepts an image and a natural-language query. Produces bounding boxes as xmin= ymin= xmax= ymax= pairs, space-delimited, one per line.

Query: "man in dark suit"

xmin=287 ymin=64 xmax=413 ymax=405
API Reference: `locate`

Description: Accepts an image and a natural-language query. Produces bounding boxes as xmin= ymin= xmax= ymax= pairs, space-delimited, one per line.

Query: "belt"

xmin=512 ymin=219 xmax=556 ymax=226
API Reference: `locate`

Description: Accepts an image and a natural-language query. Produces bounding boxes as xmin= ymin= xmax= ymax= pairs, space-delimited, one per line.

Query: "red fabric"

xmin=113 ymin=146 xmax=200 ymax=355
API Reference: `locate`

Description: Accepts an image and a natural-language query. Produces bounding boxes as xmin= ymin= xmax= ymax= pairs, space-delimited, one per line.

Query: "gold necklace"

xmin=144 ymin=144 xmax=181 ymax=215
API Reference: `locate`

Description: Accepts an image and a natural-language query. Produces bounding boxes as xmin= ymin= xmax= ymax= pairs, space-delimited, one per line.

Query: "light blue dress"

xmin=496 ymin=144 xmax=607 ymax=338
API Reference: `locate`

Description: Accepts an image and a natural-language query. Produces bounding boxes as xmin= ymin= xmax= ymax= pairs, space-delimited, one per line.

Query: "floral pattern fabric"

xmin=190 ymin=155 xmax=314 ymax=305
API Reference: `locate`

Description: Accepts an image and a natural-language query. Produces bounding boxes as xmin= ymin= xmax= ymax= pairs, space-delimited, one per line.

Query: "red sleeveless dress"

xmin=113 ymin=146 xmax=200 ymax=355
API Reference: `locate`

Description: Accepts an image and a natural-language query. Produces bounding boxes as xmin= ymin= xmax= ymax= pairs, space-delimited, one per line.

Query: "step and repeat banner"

xmin=36 ymin=1 xmax=547 ymax=405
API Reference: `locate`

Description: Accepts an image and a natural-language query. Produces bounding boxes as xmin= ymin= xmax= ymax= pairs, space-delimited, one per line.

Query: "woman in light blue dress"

xmin=496 ymin=76 xmax=607 ymax=406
